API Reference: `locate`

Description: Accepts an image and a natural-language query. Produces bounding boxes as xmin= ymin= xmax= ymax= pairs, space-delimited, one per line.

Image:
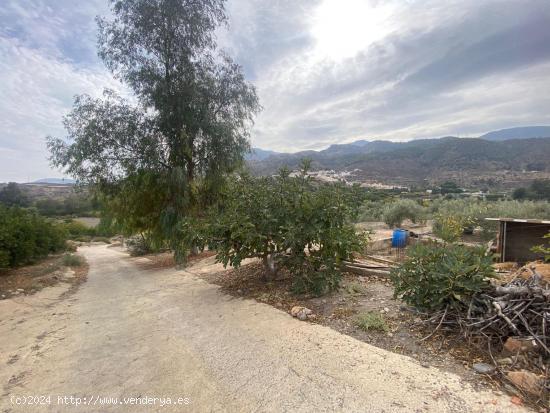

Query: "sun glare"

xmin=311 ymin=0 xmax=395 ymax=60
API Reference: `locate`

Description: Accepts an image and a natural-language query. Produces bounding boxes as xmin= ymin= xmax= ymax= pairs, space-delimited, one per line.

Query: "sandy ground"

xmin=0 ymin=244 xmax=531 ymax=412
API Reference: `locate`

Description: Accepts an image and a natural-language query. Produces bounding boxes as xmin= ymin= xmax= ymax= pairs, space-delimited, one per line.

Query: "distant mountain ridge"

xmin=30 ymin=178 xmax=76 ymax=185
xmin=248 ymin=126 xmax=550 ymax=188
xmin=479 ymin=126 xmax=550 ymax=141
xmin=250 ymin=126 xmax=550 ymax=160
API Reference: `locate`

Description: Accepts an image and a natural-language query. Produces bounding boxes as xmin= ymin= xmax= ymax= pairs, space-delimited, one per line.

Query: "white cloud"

xmin=239 ymin=0 xmax=550 ymax=151
xmin=1 ymin=0 xmax=550 ymax=180
xmin=0 ymin=37 xmax=122 ymax=181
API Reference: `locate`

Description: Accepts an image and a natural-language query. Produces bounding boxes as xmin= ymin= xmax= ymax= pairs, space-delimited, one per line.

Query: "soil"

xmin=198 ymin=261 xmax=501 ymax=392
xmin=0 ymin=254 xmax=88 ymax=300
xmin=1 ymin=244 xmax=529 ymax=413
xmin=134 ymin=250 xmax=216 ymax=271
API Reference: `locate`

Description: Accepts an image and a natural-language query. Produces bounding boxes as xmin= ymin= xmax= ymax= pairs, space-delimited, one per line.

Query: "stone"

xmin=497 ymin=357 xmax=513 ymax=365
xmin=473 ymin=363 xmax=496 ymax=375
xmin=503 ymin=337 xmax=539 ymax=354
xmin=506 ymin=370 xmax=544 ymax=396
xmin=297 ymin=311 xmax=308 ymax=321
xmin=383 ymin=307 xmax=390 ymax=313
xmin=297 ymin=308 xmax=312 ymax=321
xmin=16 ymin=288 xmax=24 ymax=292
xmin=291 ymin=306 xmax=313 ymax=321
xmin=291 ymin=306 xmax=304 ymax=317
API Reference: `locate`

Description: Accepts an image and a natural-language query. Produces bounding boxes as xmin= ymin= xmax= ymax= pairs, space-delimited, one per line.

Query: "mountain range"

xmin=30 ymin=178 xmax=76 ymax=185
xmin=247 ymin=126 xmax=550 ymax=188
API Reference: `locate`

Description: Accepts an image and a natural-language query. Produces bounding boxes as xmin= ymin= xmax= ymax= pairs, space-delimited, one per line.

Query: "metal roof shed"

xmin=486 ymin=218 xmax=550 ymax=263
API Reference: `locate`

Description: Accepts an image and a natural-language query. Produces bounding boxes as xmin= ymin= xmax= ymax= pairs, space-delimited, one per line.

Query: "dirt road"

xmin=0 ymin=245 xmax=530 ymax=412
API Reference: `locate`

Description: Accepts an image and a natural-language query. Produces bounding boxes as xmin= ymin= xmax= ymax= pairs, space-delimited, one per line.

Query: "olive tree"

xmin=48 ymin=0 xmax=260 ymax=260
xmin=382 ymin=199 xmax=426 ymax=228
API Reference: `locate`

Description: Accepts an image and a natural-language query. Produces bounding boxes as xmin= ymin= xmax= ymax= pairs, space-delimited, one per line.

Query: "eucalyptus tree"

xmin=48 ymin=0 xmax=260 ymax=259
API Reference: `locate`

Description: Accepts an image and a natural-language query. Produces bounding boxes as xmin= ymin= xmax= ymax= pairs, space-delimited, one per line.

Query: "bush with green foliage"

xmin=532 ymin=232 xmax=550 ymax=262
xmin=430 ymin=198 xmax=550 ymax=238
xmin=513 ymin=179 xmax=550 ymax=201
xmin=0 ymin=205 xmax=66 ymax=269
xmin=125 ymin=235 xmax=155 ymax=257
xmin=354 ymin=311 xmax=388 ymax=332
xmin=432 ymin=213 xmax=474 ymax=243
xmin=357 ymin=200 xmax=386 ymax=222
xmin=209 ymin=162 xmax=367 ymax=295
xmin=58 ymin=218 xmax=115 ymax=241
xmin=61 ymin=220 xmax=96 ymax=238
xmin=0 ymin=182 xmax=30 ymax=207
xmin=35 ymin=194 xmax=99 ymax=217
xmin=439 ymin=181 xmax=463 ymax=195
xmin=382 ymin=199 xmax=426 ymax=228
xmin=391 ymin=242 xmax=495 ymax=311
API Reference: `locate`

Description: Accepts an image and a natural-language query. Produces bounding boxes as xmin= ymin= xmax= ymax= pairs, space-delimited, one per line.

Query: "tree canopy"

xmin=0 ymin=183 xmax=30 ymax=208
xmin=48 ymin=0 xmax=260 ymax=259
xmin=208 ymin=162 xmax=367 ymax=294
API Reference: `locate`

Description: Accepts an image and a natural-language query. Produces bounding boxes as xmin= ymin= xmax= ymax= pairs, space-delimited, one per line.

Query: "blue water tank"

xmin=392 ymin=229 xmax=408 ymax=248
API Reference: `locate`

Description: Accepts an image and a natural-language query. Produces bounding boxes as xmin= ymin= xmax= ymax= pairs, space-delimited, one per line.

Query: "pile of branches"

xmin=424 ymin=265 xmax=549 ymax=405
xmin=463 ymin=275 xmax=549 ymax=354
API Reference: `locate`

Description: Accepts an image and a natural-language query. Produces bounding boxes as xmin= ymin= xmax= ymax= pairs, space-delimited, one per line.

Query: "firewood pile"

xmin=428 ymin=261 xmax=549 ymax=406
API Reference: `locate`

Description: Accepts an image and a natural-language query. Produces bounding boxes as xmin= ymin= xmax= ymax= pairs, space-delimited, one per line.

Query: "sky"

xmin=1 ymin=0 xmax=550 ymax=181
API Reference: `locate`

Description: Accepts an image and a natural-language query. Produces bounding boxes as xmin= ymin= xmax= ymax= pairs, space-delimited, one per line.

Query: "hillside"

xmin=249 ymin=137 xmax=550 ymax=188
xmin=479 ymin=126 xmax=550 ymax=141
xmin=32 ymin=178 xmax=76 ymax=185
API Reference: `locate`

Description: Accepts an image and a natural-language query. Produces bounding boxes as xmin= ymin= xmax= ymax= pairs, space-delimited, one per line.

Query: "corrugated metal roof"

xmin=485 ymin=218 xmax=550 ymax=224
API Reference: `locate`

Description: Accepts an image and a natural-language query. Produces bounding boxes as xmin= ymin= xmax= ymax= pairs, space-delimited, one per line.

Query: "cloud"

xmin=1 ymin=0 xmax=550 ymax=180
xmin=0 ymin=0 xmax=122 ymax=181
xmin=232 ymin=0 xmax=550 ymax=151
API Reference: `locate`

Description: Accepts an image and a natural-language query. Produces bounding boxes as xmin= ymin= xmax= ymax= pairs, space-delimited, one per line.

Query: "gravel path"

xmin=0 ymin=244 xmax=530 ymax=412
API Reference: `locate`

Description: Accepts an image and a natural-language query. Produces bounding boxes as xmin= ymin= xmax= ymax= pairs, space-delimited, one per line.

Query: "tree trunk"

xmin=262 ymin=253 xmax=278 ymax=281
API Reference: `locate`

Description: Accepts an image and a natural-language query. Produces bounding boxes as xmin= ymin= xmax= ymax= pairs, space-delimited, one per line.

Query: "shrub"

xmin=512 ymin=180 xmax=550 ymax=201
xmin=209 ymin=162 xmax=367 ymax=295
xmin=430 ymin=199 xmax=550 ymax=238
xmin=356 ymin=200 xmax=386 ymax=222
xmin=432 ymin=214 xmax=467 ymax=243
xmin=59 ymin=218 xmax=116 ymax=240
xmin=382 ymin=199 xmax=426 ymax=228
xmin=0 ymin=182 xmax=30 ymax=207
xmin=0 ymin=205 xmax=67 ymax=269
xmin=391 ymin=243 xmax=495 ymax=311
xmin=62 ymin=253 xmax=85 ymax=267
xmin=125 ymin=235 xmax=154 ymax=256
xmin=532 ymin=231 xmax=550 ymax=262
xmin=61 ymin=220 xmax=95 ymax=238
xmin=355 ymin=312 xmax=388 ymax=332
